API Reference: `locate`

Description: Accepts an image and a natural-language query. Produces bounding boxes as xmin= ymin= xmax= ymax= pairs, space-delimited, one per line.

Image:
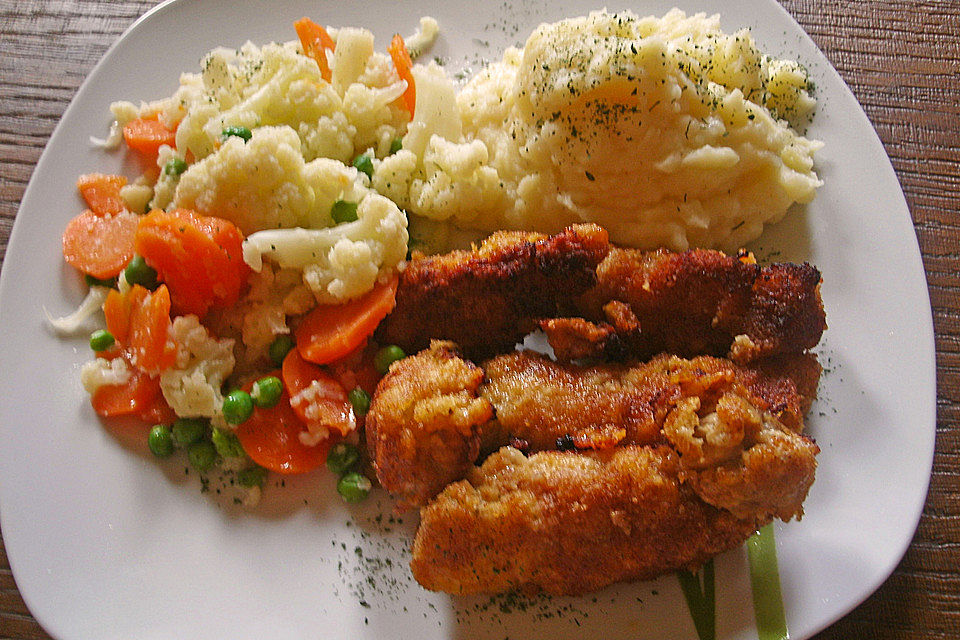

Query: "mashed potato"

xmin=377 ymin=9 xmax=822 ymax=251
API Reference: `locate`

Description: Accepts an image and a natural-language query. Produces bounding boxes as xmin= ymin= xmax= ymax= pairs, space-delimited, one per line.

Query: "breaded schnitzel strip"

xmin=375 ymin=224 xmax=610 ymax=359
xmin=481 ymin=350 xmax=819 ymax=454
xmin=366 ymin=341 xmax=493 ymax=509
xmin=411 ymin=446 xmax=772 ymax=596
xmin=556 ymin=247 xmax=826 ymax=363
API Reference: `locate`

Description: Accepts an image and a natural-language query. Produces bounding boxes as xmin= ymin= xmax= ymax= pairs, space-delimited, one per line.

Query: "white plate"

xmin=0 ymin=1 xmax=935 ymax=639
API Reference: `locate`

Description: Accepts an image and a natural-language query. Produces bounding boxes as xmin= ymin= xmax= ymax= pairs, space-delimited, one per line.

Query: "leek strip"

xmin=677 ymin=559 xmax=716 ymax=640
xmin=747 ymin=525 xmax=789 ymax=640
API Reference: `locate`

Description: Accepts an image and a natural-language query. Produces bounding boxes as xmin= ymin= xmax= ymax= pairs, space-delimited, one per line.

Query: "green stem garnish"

xmin=677 ymin=559 xmax=716 ymax=640
xmin=747 ymin=524 xmax=789 ymax=640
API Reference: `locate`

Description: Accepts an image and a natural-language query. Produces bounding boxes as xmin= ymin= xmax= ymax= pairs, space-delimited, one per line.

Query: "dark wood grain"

xmin=0 ymin=1 xmax=957 ymax=638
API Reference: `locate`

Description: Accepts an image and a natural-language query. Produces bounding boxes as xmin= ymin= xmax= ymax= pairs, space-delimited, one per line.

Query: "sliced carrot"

xmin=282 ymin=348 xmax=355 ymax=438
xmin=103 ymin=288 xmax=132 ymax=345
xmin=295 ymin=275 xmax=398 ymax=365
xmin=294 ymin=17 xmax=335 ymax=82
xmin=122 ymin=116 xmax=177 ymax=163
xmin=388 ymin=34 xmax=415 ymax=115
xmin=127 ymin=284 xmax=177 ymax=373
xmin=235 ymin=370 xmax=333 ymax=474
xmin=77 ymin=173 xmax=128 ymax=217
xmin=62 ymin=209 xmax=140 ymax=279
xmin=138 ymin=392 xmax=178 ymax=425
xmin=91 ymin=364 xmax=162 ymax=418
xmin=135 ymin=208 xmax=248 ymax=318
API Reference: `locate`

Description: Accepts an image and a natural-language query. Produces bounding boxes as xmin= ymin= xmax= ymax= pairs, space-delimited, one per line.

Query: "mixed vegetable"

xmin=57 ymin=17 xmax=419 ymax=505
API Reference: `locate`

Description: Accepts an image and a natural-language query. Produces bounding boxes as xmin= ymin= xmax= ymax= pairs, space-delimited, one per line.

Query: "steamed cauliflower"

xmin=243 ymin=192 xmax=408 ymax=303
xmin=80 ymin=357 xmax=132 ymax=395
xmin=172 ymin=126 xmax=365 ymax=235
xmin=159 ymin=316 xmax=236 ymax=418
xmin=161 ymin=37 xmax=409 ymax=165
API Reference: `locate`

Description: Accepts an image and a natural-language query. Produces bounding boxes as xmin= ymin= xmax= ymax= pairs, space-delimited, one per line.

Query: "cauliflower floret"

xmin=405 ymin=16 xmax=440 ymax=58
xmin=80 ymin=357 xmax=132 ymax=395
xmin=119 ymin=176 xmax=153 ymax=215
xmin=172 ymin=126 xmax=364 ymax=235
xmin=242 ymin=192 xmax=408 ymax=303
xmin=160 ymin=316 xmax=235 ymax=418
xmin=372 ymin=149 xmax=418 ymax=207
xmin=148 ymin=144 xmax=182 ymax=211
xmin=408 ymin=137 xmax=510 ymax=224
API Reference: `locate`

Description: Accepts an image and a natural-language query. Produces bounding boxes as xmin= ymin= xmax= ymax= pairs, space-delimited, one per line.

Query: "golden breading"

xmin=375 ymin=224 xmax=610 ymax=359
xmin=480 ymin=350 xmax=820 ymax=455
xmin=411 ymin=446 xmax=767 ymax=596
xmin=558 ymin=247 xmax=826 ymax=363
xmin=662 ymin=390 xmax=819 ymax=521
xmin=365 ymin=341 xmax=492 ymax=509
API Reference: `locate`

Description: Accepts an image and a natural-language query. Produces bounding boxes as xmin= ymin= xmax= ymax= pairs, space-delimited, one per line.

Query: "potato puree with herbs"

xmin=378 ymin=9 xmax=822 ymax=252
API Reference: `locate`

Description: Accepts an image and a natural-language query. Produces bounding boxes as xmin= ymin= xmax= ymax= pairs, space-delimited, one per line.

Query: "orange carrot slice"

xmin=282 ymin=348 xmax=355 ymax=438
xmin=388 ymin=34 xmax=415 ymax=115
xmin=62 ymin=209 xmax=140 ymax=279
xmin=103 ymin=288 xmax=132 ymax=345
xmin=294 ymin=17 xmax=335 ymax=82
xmin=123 ymin=116 xmax=177 ymax=163
xmin=126 ymin=284 xmax=177 ymax=373
xmin=91 ymin=363 xmax=163 ymax=418
xmin=294 ymin=275 xmax=398 ymax=365
xmin=138 ymin=392 xmax=178 ymax=425
xmin=135 ymin=208 xmax=248 ymax=318
xmin=235 ymin=371 xmax=333 ymax=474
xmin=77 ymin=173 xmax=128 ymax=217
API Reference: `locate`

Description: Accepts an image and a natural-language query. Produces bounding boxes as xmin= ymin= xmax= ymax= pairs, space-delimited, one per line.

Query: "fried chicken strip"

xmin=407 ymin=347 xmax=818 ymax=595
xmin=546 ymin=247 xmax=826 ymax=363
xmin=412 ymin=438 xmax=815 ymax=596
xmin=365 ymin=341 xmax=492 ymax=509
xmin=369 ymin=344 xmax=819 ymax=511
xmin=481 ymin=350 xmax=820 ymax=454
xmin=375 ymin=224 xmax=610 ymax=359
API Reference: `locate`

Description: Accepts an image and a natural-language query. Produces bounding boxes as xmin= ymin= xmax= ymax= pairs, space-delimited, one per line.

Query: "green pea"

xmin=123 ymin=255 xmax=158 ymax=289
xmin=251 ymin=376 xmax=283 ymax=409
xmin=85 ymin=274 xmax=117 ymax=289
xmin=374 ymin=345 xmax=406 ymax=374
xmin=223 ymin=390 xmax=254 ymax=424
xmin=163 ymin=158 xmax=188 ymax=176
xmin=148 ymin=424 xmax=175 ymax=458
xmin=327 ymin=442 xmax=361 ymax=476
xmin=237 ymin=465 xmax=268 ymax=488
xmin=389 ymin=137 xmax=403 ymax=154
xmin=347 ymin=387 xmax=371 ymax=416
xmin=211 ymin=427 xmax=245 ymax=458
xmin=188 ymin=441 xmax=218 ymax=472
xmin=222 ymin=125 xmax=252 ymax=142
xmin=330 ymin=199 xmax=358 ymax=224
xmin=337 ymin=471 xmax=372 ymax=503
xmin=89 ymin=329 xmax=115 ymax=352
xmin=172 ymin=417 xmax=207 ymax=447
xmin=268 ymin=335 xmax=295 ymax=366
xmin=352 ymin=154 xmax=374 ymax=179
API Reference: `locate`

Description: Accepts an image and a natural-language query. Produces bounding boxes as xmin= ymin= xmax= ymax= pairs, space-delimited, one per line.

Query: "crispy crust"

xmin=365 ymin=341 xmax=493 ymax=509
xmin=411 ymin=446 xmax=766 ymax=596
xmin=375 ymin=224 xmax=610 ymax=359
xmin=556 ymin=247 xmax=826 ymax=363
xmin=409 ymin=349 xmax=819 ymax=595
xmin=481 ymin=350 xmax=820 ymax=454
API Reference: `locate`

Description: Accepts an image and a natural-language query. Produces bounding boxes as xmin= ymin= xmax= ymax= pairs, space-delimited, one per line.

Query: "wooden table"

xmin=0 ymin=1 xmax=957 ymax=638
